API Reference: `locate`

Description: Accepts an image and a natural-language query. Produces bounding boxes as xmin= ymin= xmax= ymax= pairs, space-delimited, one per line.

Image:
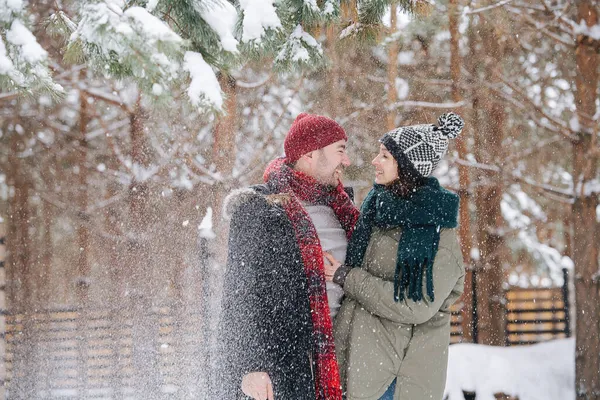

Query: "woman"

xmin=326 ymin=113 xmax=466 ymax=400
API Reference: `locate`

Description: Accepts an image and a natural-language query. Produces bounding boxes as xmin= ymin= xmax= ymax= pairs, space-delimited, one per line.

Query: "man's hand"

xmin=323 ymin=252 xmax=342 ymax=282
xmin=241 ymin=372 xmax=274 ymax=400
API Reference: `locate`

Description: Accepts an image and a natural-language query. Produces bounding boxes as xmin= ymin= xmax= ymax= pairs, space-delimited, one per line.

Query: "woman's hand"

xmin=323 ymin=252 xmax=342 ymax=281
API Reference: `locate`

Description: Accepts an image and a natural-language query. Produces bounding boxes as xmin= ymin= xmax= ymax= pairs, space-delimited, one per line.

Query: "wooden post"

xmin=562 ymin=268 xmax=571 ymax=338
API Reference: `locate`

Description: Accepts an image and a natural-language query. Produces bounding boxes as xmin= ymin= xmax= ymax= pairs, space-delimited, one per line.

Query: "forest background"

xmin=0 ymin=0 xmax=599 ymax=398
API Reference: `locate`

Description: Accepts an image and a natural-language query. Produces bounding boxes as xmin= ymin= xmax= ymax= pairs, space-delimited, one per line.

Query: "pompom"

xmin=294 ymin=113 xmax=309 ymax=123
xmin=436 ymin=112 xmax=464 ymax=139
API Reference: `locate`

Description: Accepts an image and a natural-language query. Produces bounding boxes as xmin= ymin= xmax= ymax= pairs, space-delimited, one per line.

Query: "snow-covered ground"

xmin=445 ymin=338 xmax=574 ymax=400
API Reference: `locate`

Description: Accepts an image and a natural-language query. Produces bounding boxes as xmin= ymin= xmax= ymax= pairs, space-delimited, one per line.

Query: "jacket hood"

xmin=222 ymin=187 xmax=264 ymax=221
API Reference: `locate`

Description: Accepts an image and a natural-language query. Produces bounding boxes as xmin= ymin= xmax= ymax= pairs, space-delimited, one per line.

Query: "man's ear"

xmin=294 ymin=152 xmax=314 ymax=172
xmin=299 ymin=151 xmax=314 ymax=165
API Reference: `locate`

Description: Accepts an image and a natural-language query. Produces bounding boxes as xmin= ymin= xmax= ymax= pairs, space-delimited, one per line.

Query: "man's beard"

xmin=320 ymin=164 xmax=344 ymax=187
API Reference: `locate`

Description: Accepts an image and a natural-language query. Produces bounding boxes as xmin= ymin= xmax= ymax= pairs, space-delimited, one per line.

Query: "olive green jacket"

xmin=334 ymin=227 xmax=465 ymax=400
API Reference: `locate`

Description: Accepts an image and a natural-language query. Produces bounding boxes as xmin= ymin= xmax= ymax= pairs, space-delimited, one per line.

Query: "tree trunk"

xmin=572 ymin=3 xmax=600 ymax=397
xmin=473 ymin=99 xmax=507 ymax=347
xmin=40 ymin=195 xmax=53 ymax=306
xmin=127 ymin=96 xmax=161 ymax=397
xmin=7 ymin=133 xmax=32 ymax=313
xmin=472 ymin=14 xmax=507 ymax=346
xmin=0 ymin=220 xmax=6 ymax=399
xmin=386 ymin=5 xmax=399 ymax=131
xmin=449 ymin=0 xmax=475 ymax=343
xmin=105 ymin=181 xmax=126 ymax=399
xmin=75 ymin=75 xmax=91 ymax=396
xmin=341 ymin=0 xmax=358 ymax=22
xmin=76 ymin=79 xmax=90 ymax=307
xmin=212 ymin=74 xmax=237 ymax=185
xmin=37 ymin=194 xmax=53 ymax=392
xmin=7 ymin=128 xmax=38 ymax=397
xmin=326 ymin=25 xmax=341 ymax=118
xmin=564 ymin=203 xmax=573 ymax=260
xmin=209 ymin=72 xmax=237 ymax=262
xmin=200 ymin=72 xmax=238 ymax=396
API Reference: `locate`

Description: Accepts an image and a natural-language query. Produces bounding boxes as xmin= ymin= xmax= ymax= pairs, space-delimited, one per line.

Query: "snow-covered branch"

xmin=182 ymin=155 xmax=221 ymax=184
xmin=235 ymin=74 xmax=272 ymax=89
xmin=505 ymin=135 xmax=563 ymax=162
xmin=511 ymin=174 xmax=574 ymax=202
xmin=493 ymin=73 xmax=579 ymax=140
xmin=0 ymin=91 xmax=19 ymax=101
xmin=464 ymin=0 xmax=514 ymax=15
xmin=449 ymin=156 xmax=574 ymax=202
xmin=449 ymin=157 xmax=501 ymax=173
xmin=506 ymin=6 xmax=573 ymax=47
xmin=86 ymin=193 xmax=126 ymax=213
xmin=389 ymin=100 xmax=466 ymax=110
xmin=86 ymin=118 xmax=130 ymax=141
xmin=83 ymin=87 xmax=132 ymax=113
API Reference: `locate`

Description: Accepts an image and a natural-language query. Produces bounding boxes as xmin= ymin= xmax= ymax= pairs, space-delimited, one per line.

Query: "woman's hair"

xmin=385 ymin=164 xmax=427 ymax=198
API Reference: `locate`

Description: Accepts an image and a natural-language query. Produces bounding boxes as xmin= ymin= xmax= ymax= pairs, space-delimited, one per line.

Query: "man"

xmin=214 ymin=113 xmax=359 ymax=400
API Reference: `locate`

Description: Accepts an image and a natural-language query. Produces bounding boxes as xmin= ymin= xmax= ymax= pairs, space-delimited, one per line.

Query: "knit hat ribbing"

xmin=380 ymin=112 xmax=464 ymax=177
xmin=284 ymin=113 xmax=348 ymax=163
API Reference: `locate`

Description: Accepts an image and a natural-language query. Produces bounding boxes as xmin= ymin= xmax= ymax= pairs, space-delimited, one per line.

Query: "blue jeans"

xmin=378 ymin=379 xmax=397 ymax=400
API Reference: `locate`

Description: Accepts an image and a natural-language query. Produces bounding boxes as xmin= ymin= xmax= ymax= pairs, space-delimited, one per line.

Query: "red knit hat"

xmin=284 ymin=113 xmax=348 ymax=163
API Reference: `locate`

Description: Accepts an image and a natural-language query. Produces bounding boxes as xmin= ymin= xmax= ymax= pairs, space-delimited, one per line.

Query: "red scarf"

xmin=264 ymin=157 xmax=359 ymax=399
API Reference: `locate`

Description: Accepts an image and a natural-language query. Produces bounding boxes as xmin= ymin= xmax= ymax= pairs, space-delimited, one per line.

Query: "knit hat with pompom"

xmin=380 ymin=112 xmax=464 ymax=177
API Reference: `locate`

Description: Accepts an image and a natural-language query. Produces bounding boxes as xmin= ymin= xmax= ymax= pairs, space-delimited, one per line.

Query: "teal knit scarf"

xmin=345 ymin=177 xmax=459 ymax=302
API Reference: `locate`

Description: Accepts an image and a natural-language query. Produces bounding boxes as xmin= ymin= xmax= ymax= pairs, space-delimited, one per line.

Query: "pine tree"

xmin=0 ymin=0 xmax=64 ymax=97
xmin=51 ymin=0 xmax=423 ymax=112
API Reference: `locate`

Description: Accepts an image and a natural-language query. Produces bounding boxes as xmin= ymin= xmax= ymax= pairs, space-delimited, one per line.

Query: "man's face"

xmin=311 ymin=140 xmax=351 ymax=186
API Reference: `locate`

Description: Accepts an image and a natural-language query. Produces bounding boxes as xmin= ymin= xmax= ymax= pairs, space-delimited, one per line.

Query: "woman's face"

xmin=372 ymin=144 xmax=399 ymax=185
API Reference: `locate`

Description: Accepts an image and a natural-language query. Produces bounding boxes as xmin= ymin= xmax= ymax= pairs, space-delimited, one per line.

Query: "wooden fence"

xmin=3 ymin=285 xmax=570 ymax=398
xmin=504 ymin=287 xmax=569 ymax=345
xmin=5 ymin=306 xmax=207 ymax=399
xmin=450 ymin=285 xmax=569 ymax=345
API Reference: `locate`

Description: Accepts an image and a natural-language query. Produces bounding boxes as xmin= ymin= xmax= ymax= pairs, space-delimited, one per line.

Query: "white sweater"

xmin=303 ymin=203 xmax=348 ymax=318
